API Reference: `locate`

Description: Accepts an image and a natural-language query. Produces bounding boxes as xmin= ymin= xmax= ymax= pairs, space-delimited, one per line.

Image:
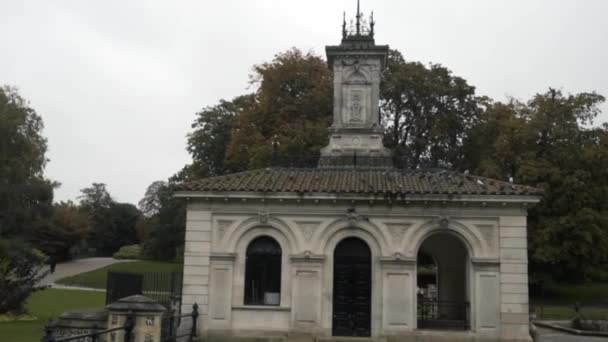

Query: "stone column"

xmin=106 ymin=295 xmax=166 ymax=342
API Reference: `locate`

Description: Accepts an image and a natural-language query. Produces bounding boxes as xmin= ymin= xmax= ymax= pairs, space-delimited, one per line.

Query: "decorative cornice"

xmin=290 ymin=251 xmax=326 ymax=263
xmin=209 ymin=253 xmax=236 ymax=261
xmin=232 ymin=305 xmax=291 ymax=312
xmin=379 ymin=253 xmax=416 ymax=265
xmin=471 ymin=258 xmax=501 ymax=266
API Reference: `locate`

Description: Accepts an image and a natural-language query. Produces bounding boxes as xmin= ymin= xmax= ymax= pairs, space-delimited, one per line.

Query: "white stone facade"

xmin=179 ymin=196 xmax=536 ymax=341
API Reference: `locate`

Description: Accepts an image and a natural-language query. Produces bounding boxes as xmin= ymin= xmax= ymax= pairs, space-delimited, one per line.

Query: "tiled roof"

xmin=174 ymin=168 xmax=543 ymax=197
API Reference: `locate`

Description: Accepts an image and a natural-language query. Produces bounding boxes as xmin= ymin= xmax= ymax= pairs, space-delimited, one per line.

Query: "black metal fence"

xmin=417 ymin=300 xmax=470 ymax=330
xmin=42 ymin=314 xmax=134 ymax=342
xmin=161 ymin=303 xmax=199 ymax=342
xmin=106 ymin=271 xmax=182 ymax=309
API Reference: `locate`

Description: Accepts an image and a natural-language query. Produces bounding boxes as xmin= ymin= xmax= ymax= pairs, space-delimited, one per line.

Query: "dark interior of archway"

xmin=333 ymin=237 xmax=371 ymax=337
xmin=244 ymin=236 xmax=281 ymax=305
xmin=417 ymin=233 xmax=469 ymax=329
xmin=417 ymin=251 xmax=437 ymax=298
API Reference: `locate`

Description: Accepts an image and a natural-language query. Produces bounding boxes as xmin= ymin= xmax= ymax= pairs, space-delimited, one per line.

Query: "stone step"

xmin=315 ymin=337 xmax=387 ymax=342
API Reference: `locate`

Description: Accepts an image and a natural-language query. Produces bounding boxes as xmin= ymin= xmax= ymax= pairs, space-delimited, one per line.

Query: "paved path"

xmin=39 ymin=257 xmax=132 ymax=289
xmin=535 ymin=327 xmax=608 ymax=342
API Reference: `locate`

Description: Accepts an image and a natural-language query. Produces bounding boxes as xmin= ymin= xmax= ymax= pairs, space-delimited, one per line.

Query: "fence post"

xmin=41 ymin=320 xmax=55 ymax=342
xmin=124 ymin=312 xmax=134 ymax=342
xmin=91 ymin=323 xmax=98 ymax=342
xmin=190 ymin=302 xmax=199 ymax=341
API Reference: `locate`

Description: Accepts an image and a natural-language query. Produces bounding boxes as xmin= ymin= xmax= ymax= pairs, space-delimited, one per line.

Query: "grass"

xmin=56 ymin=260 xmax=183 ymax=289
xmin=0 ymin=289 xmax=105 ymax=342
xmin=530 ymin=281 xmax=608 ymax=320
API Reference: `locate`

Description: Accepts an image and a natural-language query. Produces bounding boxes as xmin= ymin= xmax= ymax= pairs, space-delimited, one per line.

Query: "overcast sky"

xmin=2 ymin=0 xmax=607 ymax=205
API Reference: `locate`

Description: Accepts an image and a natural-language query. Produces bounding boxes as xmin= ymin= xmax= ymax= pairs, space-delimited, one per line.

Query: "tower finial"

xmin=370 ymin=11 xmax=375 ymax=37
xmin=342 ymin=11 xmax=347 ymax=39
xmin=355 ymin=0 xmax=361 ymax=35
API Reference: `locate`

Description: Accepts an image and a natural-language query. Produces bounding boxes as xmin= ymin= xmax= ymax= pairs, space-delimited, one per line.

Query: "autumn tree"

xmin=29 ymin=201 xmax=90 ymax=260
xmin=225 ymin=48 xmax=332 ymax=170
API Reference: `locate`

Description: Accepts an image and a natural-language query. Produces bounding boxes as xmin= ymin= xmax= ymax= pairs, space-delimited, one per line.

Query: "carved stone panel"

xmin=296 ymin=221 xmax=321 ymax=241
xmin=385 ymin=223 xmax=412 ymax=246
xmin=342 ymin=85 xmax=370 ymax=127
xmin=216 ymin=220 xmax=234 ymax=241
xmin=476 ymin=224 xmax=498 ymax=253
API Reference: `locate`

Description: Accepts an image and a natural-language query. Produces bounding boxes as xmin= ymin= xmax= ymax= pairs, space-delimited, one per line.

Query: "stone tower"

xmin=319 ymin=1 xmax=391 ymax=169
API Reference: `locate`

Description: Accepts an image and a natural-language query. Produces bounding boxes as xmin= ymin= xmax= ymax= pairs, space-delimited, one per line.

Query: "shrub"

xmin=0 ymin=239 xmax=47 ymax=314
xmin=112 ymin=244 xmax=141 ymax=260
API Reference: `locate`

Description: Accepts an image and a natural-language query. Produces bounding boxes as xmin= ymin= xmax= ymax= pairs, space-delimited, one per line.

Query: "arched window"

xmin=244 ymin=236 xmax=282 ymax=305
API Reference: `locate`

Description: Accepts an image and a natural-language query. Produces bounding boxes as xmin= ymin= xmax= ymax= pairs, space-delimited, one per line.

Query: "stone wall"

xmin=181 ymin=198 xmax=532 ymax=341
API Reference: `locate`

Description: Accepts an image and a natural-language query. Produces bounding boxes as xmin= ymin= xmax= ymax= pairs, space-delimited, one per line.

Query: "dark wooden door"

xmin=332 ymin=238 xmax=371 ymax=337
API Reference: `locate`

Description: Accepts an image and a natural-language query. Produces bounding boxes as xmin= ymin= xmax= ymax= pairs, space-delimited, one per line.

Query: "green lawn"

xmin=0 ymin=289 xmax=105 ymax=342
xmin=530 ymin=281 xmax=608 ymax=320
xmin=56 ymin=261 xmax=183 ymax=289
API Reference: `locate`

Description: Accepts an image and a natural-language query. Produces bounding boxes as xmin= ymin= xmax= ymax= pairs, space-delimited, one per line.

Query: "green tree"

xmin=465 ymin=89 xmax=608 ymax=281
xmin=182 ymin=94 xmax=255 ymax=180
xmin=0 ymin=86 xmax=52 ymax=314
xmin=381 ymin=50 xmax=487 ymax=169
xmin=0 ymin=239 xmax=47 ymax=314
xmin=138 ymin=181 xmax=186 ymax=260
xmin=0 ymin=86 xmax=55 ymax=240
xmin=79 ymin=183 xmax=140 ymax=255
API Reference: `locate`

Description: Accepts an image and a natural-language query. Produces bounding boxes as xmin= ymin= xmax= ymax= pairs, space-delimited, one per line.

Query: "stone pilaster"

xmin=499 ymin=216 xmax=532 ymax=341
xmin=181 ymin=204 xmax=212 ymax=332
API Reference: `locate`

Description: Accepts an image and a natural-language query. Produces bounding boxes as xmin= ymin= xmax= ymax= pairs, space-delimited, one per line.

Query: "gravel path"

xmin=39 ymin=257 xmax=132 ymax=289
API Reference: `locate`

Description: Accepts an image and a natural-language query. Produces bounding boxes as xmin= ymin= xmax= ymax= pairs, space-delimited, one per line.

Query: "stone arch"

xmin=415 ymin=231 xmax=471 ymax=330
xmin=225 ymin=215 xmax=298 ymax=254
xmin=230 ymin=218 xmax=295 ymax=308
xmin=319 ymin=220 xmax=386 ymax=336
xmin=316 ymin=218 xmax=389 ymax=256
xmin=405 ymin=219 xmax=487 ymax=259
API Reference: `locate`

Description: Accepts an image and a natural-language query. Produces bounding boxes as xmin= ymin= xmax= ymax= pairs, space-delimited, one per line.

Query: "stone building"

xmin=175 ymin=5 xmax=542 ymax=341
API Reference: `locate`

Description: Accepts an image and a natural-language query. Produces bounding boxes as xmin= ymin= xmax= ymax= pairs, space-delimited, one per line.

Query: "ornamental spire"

xmin=356 ymin=0 xmax=361 ymax=35
xmin=341 ymin=0 xmax=375 ymax=42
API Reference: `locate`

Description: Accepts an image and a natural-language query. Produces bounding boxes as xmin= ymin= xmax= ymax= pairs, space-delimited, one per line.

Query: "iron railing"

xmin=418 ymin=300 xmax=470 ymax=330
xmin=41 ymin=314 xmax=134 ymax=342
xmin=106 ymin=271 xmax=183 ymax=309
xmin=161 ymin=303 xmax=199 ymax=342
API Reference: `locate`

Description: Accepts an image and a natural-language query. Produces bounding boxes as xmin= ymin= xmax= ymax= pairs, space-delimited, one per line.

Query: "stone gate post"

xmin=106 ymin=295 xmax=166 ymax=342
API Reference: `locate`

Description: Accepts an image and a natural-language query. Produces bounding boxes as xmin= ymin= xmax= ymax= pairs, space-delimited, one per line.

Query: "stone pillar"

xmin=106 ymin=295 xmax=166 ymax=342
xmin=499 ymin=215 xmax=532 ymax=341
xmin=379 ymin=256 xmax=416 ymax=334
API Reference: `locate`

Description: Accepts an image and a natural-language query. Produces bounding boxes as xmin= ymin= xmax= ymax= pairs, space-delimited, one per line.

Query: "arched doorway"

xmin=417 ymin=233 xmax=470 ymax=330
xmin=332 ymin=237 xmax=371 ymax=337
